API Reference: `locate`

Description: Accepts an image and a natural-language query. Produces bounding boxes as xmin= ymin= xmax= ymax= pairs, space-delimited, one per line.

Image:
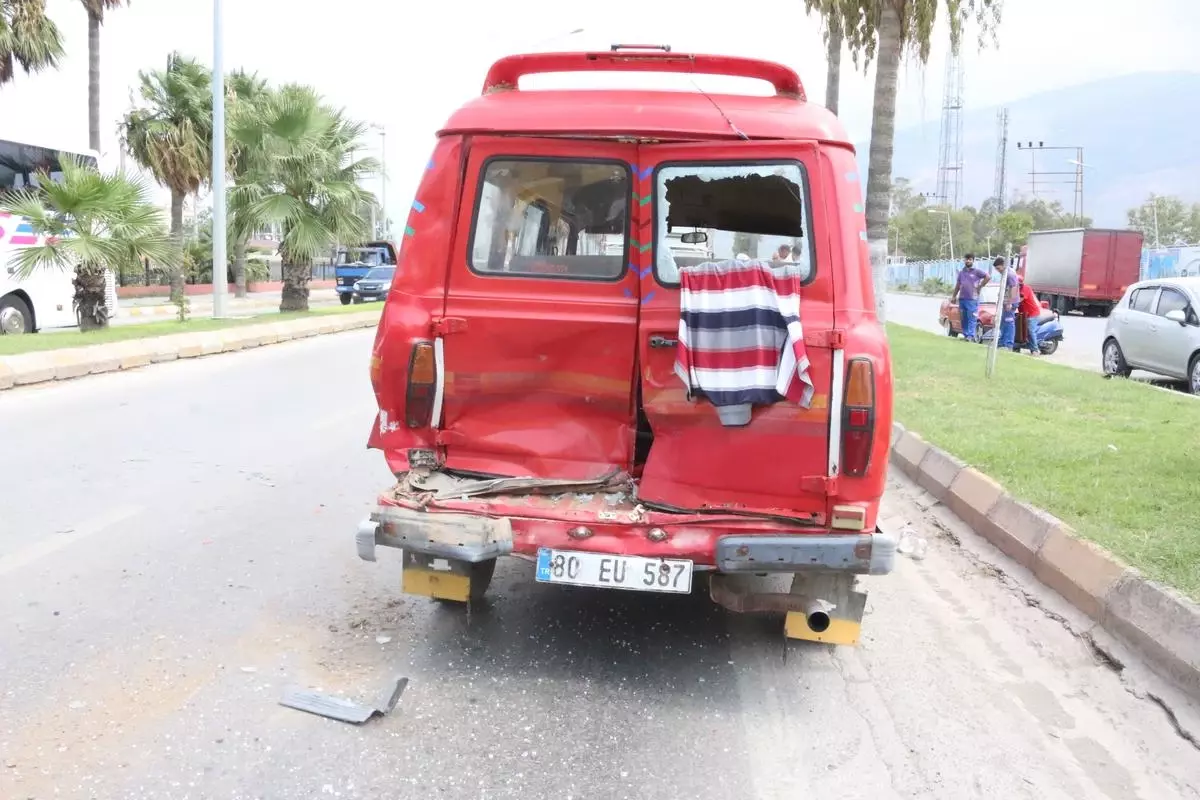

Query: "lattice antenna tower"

xmin=993 ymin=108 xmax=1009 ymax=212
xmin=934 ymin=47 xmax=965 ymax=209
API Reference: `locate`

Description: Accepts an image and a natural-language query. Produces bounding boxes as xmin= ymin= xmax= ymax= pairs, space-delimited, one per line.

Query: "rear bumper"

xmin=335 ymin=285 xmax=355 ymax=294
xmin=356 ymin=508 xmax=896 ymax=576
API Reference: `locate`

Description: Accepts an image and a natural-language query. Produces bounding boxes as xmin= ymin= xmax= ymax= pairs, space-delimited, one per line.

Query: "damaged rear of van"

xmin=356 ymin=47 xmax=894 ymax=644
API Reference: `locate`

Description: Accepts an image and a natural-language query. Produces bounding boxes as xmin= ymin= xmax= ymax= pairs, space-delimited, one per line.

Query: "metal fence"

xmin=888 ymin=244 xmax=1200 ymax=290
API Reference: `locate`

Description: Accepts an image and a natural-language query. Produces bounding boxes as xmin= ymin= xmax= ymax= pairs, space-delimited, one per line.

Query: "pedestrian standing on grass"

xmin=1018 ymin=271 xmax=1042 ymax=355
xmin=994 ymin=256 xmax=1020 ymax=350
xmin=949 ymin=253 xmax=989 ymax=339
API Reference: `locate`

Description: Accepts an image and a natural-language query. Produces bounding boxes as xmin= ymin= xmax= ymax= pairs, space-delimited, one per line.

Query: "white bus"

xmin=0 ymin=137 xmax=110 ymax=334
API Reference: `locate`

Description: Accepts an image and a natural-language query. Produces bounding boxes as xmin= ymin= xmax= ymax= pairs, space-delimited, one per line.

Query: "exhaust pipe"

xmin=805 ymin=598 xmax=833 ymax=633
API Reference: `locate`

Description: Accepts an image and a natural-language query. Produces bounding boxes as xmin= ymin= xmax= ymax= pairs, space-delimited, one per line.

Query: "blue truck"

xmin=334 ymin=241 xmax=397 ymax=305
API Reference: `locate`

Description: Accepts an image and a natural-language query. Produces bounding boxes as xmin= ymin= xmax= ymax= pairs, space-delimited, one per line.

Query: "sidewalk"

xmin=114 ymin=288 xmax=343 ymax=325
xmin=2 ymin=309 xmax=380 ymax=389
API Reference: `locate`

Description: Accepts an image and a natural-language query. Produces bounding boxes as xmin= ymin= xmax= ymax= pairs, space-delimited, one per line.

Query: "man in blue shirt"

xmin=993 ymin=256 xmax=1021 ymax=349
xmin=949 ymin=253 xmax=989 ymax=339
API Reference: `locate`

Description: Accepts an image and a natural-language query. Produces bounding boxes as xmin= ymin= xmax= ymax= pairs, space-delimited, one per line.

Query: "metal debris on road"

xmin=279 ymin=676 xmax=408 ymax=724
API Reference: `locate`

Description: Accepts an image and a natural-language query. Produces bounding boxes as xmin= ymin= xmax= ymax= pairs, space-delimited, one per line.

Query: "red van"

xmin=356 ymin=47 xmax=894 ymax=645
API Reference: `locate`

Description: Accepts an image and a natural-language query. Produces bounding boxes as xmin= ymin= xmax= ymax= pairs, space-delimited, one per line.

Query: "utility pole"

xmin=1016 ymin=141 xmax=1086 ymax=224
xmin=993 ymin=108 xmax=1009 ymax=211
xmin=211 ymin=0 xmax=228 ymax=318
xmin=935 ymin=49 xmax=965 ymax=209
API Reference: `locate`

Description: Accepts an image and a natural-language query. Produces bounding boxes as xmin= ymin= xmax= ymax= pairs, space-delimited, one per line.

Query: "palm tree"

xmin=80 ymin=0 xmax=125 ymax=152
xmin=0 ymin=0 xmax=64 ymax=85
xmin=804 ymin=0 xmax=844 ymax=114
xmin=121 ymin=52 xmax=212 ymax=299
xmin=0 ymin=156 xmax=174 ymax=330
xmin=225 ymin=69 xmax=269 ymax=298
xmin=829 ymin=0 xmax=1003 ymax=323
xmin=229 ymin=85 xmax=378 ymax=312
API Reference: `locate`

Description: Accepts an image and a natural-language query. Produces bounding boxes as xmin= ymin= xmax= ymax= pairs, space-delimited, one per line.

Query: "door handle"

xmin=649 ymin=335 xmax=678 ymax=348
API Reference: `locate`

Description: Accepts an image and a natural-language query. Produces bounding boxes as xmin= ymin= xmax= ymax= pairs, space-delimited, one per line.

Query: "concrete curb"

xmin=0 ymin=311 xmax=380 ymax=392
xmin=890 ymin=421 xmax=1200 ymax=697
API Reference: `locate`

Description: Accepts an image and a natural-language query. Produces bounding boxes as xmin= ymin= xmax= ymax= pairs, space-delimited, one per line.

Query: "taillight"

xmin=841 ymin=358 xmax=875 ymax=478
xmin=406 ymin=341 xmax=437 ymax=428
xmin=369 ymin=353 xmax=383 ymax=396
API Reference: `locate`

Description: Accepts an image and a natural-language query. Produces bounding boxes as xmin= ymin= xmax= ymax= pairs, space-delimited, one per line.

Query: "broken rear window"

xmin=469 ymin=159 xmax=630 ymax=280
xmin=653 ymin=163 xmax=815 ymax=285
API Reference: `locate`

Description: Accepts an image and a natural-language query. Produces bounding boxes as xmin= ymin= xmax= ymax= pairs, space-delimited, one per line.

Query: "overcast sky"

xmin=1 ymin=0 xmax=1197 ymax=224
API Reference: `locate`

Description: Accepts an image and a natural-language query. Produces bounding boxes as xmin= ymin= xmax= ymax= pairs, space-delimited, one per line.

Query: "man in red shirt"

xmin=1018 ymin=271 xmax=1042 ymax=355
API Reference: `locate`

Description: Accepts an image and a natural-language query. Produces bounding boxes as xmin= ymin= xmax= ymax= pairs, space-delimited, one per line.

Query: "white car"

xmin=1102 ymin=277 xmax=1200 ymax=393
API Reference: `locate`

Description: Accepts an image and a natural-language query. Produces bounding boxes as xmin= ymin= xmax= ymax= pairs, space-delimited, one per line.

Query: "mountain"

xmin=858 ymin=71 xmax=1200 ymax=226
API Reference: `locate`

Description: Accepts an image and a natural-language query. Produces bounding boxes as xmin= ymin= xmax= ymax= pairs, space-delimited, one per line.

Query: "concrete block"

xmin=0 ymin=360 xmax=14 ymax=390
xmin=1033 ymin=526 xmax=1129 ymax=621
xmin=149 ymin=336 xmax=183 ymax=363
xmin=50 ymin=350 xmax=91 ymax=380
xmin=197 ymin=332 xmax=225 ymax=356
xmin=890 ymin=421 xmax=906 ymax=448
xmin=239 ymin=332 xmax=267 ymax=348
xmin=975 ymin=495 xmax=1059 ymax=568
xmin=945 ymin=468 xmax=1005 ymax=532
xmin=890 ymin=431 xmax=930 ymax=479
xmin=176 ymin=335 xmax=205 ymax=359
xmin=1104 ymin=575 xmax=1200 ymax=696
xmin=915 ymin=446 xmax=965 ymax=501
xmin=217 ymin=331 xmax=246 ymax=352
xmin=4 ymin=353 xmax=55 ymax=385
xmin=109 ymin=341 xmax=154 ymax=370
xmin=84 ymin=349 xmax=121 ymax=375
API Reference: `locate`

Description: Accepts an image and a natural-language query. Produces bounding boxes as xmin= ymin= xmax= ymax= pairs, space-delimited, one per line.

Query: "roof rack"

xmin=482 ymin=49 xmax=805 ymax=100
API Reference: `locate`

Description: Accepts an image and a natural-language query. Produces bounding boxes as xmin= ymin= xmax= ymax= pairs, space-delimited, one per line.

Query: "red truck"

xmin=1016 ymin=228 xmax=1144 ymax=317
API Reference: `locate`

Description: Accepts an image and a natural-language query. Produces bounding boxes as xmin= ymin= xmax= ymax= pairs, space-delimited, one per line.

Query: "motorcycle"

xmin=973 ymin=307 xmax=1063 ymax=355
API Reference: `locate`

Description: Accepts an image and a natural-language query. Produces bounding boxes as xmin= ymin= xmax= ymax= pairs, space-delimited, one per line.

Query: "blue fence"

xmin=888 ymin=244 xmax=1200 ymax=289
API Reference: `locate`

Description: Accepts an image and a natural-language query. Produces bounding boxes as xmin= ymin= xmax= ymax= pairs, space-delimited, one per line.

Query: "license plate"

xmin=535 ymin=548 xmax=693 ymax=594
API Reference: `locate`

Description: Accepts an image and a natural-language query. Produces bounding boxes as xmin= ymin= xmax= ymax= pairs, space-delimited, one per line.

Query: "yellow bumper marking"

xmin=784 ymin=614 xmax=862 ymax=646
xmin=401 ymin=567 xmax=472 ymax=603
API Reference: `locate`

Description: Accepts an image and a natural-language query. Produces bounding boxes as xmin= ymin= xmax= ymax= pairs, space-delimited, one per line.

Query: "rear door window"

xmin=468 ymin=159 xmax=629 ymax=280
xmin=653 ymin=163 xmax=814 ymax=285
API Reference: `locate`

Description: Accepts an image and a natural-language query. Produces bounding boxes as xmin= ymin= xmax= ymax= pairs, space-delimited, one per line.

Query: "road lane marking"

xmin=0 ymin=504 xmax=144 ymax=576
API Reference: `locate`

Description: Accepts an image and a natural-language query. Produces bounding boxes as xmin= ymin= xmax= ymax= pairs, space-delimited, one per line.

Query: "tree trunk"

xmin=824 ymin=19 xmax=842 ymax=115
xmin=74 ymin=264 xmax=108 ymax=330
xmin=87 ymin=11 xmax=101 ymax=153
xmin=233 ymin=238 xmax=248 ymax=298
xmin=280 ymin=259 xmax=310 ymax=312
xmin=169 ymin=189 xmax=185 ymax=300
xmin=864 ymin=1 xmax=903 ymax=325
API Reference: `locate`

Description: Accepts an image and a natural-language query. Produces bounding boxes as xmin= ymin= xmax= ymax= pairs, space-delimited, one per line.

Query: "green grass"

xmin=0 ymin=303 xmax=380 ymax=356
xmin=889 ymin=323 xmax=1200 ymax=599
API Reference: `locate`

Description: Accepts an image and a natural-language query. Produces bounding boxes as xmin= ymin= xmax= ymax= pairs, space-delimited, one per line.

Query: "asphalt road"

xmin=885 ymin=292 xmax=1108 ymax=373
xmin=3 ymin=331 xmax=1199 ymax=799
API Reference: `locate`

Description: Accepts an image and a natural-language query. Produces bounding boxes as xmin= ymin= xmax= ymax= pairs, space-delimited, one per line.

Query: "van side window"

xmin=1130 ymin=288 xmax=1157 ymax=313
xmin=468 ymin=159 xmax=630 ymax=280
xmin=653 ymin=163 xmax=815 ymax=286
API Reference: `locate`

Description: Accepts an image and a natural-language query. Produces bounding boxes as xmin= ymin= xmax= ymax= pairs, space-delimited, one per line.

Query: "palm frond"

xmin=0 ymin=154 xmax=172 ymax=280
xmin=0 ymin=0 xmax=65 ymax=83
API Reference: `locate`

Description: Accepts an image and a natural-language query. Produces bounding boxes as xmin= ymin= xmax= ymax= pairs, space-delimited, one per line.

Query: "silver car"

xmin=1102 ymin=277 xmax=1200 ymax=393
